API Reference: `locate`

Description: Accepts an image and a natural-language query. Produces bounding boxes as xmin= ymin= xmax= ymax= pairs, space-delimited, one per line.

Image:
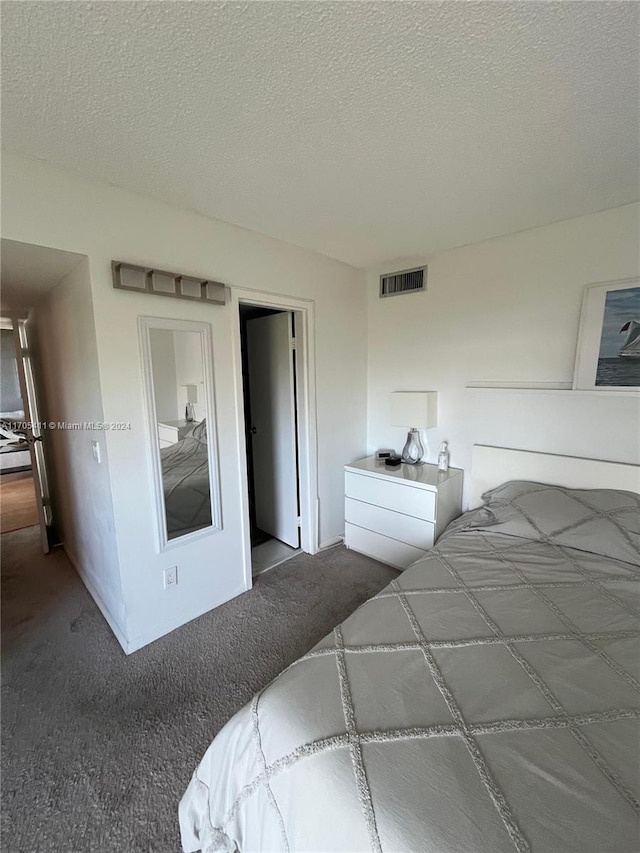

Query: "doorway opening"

xmin=239 ymin=304 xmax=302 ymax=576
xmin=0 ymin=318 xmax=50 ymax=540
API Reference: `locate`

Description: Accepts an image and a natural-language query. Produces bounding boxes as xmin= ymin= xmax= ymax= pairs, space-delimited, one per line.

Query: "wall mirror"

xmin=139 ymin=317 xmax=221 ymax=547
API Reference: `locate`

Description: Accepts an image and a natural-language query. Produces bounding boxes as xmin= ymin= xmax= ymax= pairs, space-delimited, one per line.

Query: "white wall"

xmin=149 ymin=329 xmax=204 ymax=422
xmin=367 ymin=204 xmax=640 ymax=506
xmin=174 ymin=330 xmax=205 ymax=422
xmin=31 ymin=258 xmax=125 ymax=641
xmin=149 ymin=328 xmax=180 ymax=422
xmin=2 ymin=151 xmax=368 ymax=652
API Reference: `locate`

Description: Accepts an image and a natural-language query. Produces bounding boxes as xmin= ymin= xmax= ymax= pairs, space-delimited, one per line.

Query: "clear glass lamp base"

xmin=401 ymin=428 xmax=425 ymax=465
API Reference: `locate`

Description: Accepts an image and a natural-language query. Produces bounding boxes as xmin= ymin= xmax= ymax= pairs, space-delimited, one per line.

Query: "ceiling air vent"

xmin=379 ymin=266 xmax=427 ymax=298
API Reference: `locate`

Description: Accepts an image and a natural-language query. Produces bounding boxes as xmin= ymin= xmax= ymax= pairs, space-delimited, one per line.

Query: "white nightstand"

xmin=344 ymin=456 xmax=463 ymax=570
xmin=157 ymin=420 xmax=196 ymax=448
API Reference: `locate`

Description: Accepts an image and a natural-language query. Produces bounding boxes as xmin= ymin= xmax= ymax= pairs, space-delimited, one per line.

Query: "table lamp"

xmin=183 ymin=384 xmax=198 ymax=422
xmin=390 ymin=391 xmax=438 ymax=465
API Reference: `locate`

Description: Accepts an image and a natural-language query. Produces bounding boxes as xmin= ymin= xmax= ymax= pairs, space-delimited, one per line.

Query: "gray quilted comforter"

xmin=161 ymin=421 xmax=211 ymax=538
xmin=180 ymin=482 xmax=640 ymax=852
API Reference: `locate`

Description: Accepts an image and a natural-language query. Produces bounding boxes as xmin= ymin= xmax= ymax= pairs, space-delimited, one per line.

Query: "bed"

xmin=161 ymin=420 xmax=212 ymax=539
xmin=0 ymin=416 xmax=31 ymax=473
xmin=179 ymin=447 xmax=640 ymax=852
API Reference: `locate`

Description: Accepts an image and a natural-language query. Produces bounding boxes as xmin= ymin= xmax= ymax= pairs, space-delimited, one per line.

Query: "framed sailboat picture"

xmin=573 ymin=279 xmax=640 ymax=391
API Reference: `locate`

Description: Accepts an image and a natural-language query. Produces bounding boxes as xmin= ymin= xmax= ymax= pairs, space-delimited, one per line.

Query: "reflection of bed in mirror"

xmin=139 ymin=317 xmax=221 ymax=544
xmin=160 ymin=419 xmax=212 ymax=539
xmin=0 ymin=415 xmax=31 ymax=472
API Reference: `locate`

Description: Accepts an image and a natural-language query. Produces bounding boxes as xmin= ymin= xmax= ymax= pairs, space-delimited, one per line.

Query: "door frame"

xmin=230 ymin=288 xmax=318 ymax=578
xmin=11 ymin=315 xmax=51 ymax=552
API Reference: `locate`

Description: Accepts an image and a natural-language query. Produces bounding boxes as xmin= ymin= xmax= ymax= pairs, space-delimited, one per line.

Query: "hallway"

xmin=0 ymin=472 xmax=38 ymax=534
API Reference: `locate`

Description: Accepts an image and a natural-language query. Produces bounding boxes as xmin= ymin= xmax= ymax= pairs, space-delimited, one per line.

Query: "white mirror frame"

xmin=138 ymin=316 xmax=222 ymax=551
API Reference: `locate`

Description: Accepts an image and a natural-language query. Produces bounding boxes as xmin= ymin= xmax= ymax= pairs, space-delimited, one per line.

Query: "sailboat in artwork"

xmin=619 ymin=320 xmax=640 ymax=358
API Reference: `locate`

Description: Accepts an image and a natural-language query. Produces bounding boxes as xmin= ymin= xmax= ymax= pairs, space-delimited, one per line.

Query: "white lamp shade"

xmin=184 ymin=384 xmax=198 ymax=404
xmin=390 ymin=391 xmax=438 ymax=428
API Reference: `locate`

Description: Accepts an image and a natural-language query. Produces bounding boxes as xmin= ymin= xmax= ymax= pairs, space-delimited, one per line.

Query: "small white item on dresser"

xmin=344 ymin=455 xmax=463 ymax=570
xmin=438 ymin=441 xmax=449 ymax=472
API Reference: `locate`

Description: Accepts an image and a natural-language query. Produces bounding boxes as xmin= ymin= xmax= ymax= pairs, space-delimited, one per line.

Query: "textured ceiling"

xmin=2 ymin=1 xmax=638 ymax=269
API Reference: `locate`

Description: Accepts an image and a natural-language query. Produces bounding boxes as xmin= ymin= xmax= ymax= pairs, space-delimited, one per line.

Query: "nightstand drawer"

xmin=345 ymin=523 xmax=427 ymax=570
xmin=345 ymin=471 xmax=436 ymax=521
xmin=345 ymin=498 xmax=435 ymax=549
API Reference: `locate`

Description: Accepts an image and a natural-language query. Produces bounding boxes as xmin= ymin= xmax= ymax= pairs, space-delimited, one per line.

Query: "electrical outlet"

xmin=164 ymin=566 xmax=178 ymax=589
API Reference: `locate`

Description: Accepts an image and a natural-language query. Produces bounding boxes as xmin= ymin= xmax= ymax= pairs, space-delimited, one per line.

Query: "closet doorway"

xmin=239 ymin=304 xmax=302 ymax=575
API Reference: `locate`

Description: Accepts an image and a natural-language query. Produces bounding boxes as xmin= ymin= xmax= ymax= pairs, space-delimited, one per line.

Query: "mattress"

xmin=179 ymin=482 xmax=640 ymax=852
xmin=0 ymin=421 xmax=31 ymax=472
xmin=161 ymin=420 xmax=212 ymax=538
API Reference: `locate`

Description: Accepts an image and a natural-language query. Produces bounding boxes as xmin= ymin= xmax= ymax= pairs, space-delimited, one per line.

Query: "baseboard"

xmin=318 ymin=535 xmax=344 ymax=550
xmin=66 ymin=546 xmax=251 ymax=655
xmin=125 ymin=579 xmax=249 ymax=655
xmin=63 ymin=547 xmax=129 ymax=654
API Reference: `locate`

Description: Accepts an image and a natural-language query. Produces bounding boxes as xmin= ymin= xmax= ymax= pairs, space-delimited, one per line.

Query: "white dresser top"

xmin=158 ymin=419 xmax=198 ymax=429
xmin=345 ymin=456 xmax=463 ymax=491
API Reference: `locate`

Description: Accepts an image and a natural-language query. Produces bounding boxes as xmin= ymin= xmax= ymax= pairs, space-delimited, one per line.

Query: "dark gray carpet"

xmin=1 ymin=526 xmax=397 ymax=853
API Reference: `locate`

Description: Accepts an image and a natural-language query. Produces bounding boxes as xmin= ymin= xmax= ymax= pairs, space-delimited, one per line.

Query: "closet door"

xmin=246 ymin=312 xmax=299 ymax=548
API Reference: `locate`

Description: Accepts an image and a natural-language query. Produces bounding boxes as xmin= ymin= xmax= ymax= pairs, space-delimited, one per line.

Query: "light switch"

xmin=92 ymin=441 xmax=101 ymax=464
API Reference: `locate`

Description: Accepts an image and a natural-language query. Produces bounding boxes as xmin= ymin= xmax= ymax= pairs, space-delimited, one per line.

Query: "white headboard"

xmin=471 ymin=445 xmax=640 ymax=508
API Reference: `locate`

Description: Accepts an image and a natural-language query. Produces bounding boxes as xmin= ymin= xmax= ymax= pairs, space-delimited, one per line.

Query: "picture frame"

xmin=573 ymin=278 xmax=640 ymax=391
